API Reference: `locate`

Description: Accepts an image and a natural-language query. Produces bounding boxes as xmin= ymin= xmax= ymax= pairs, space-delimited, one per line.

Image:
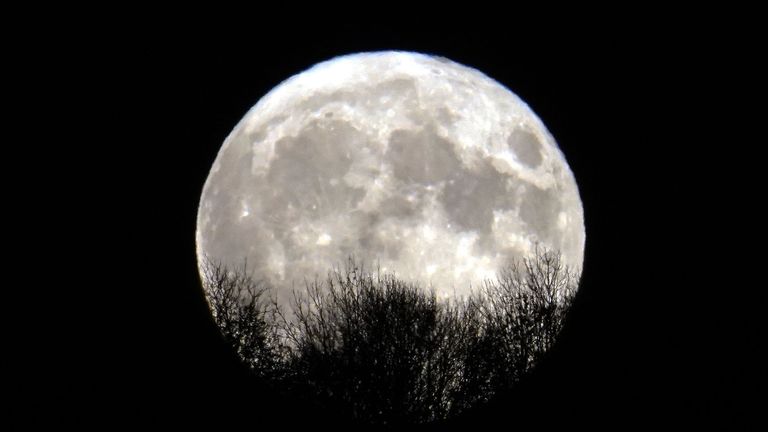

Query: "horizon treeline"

xmin=200 ymin=247 xmax=578 ymax=425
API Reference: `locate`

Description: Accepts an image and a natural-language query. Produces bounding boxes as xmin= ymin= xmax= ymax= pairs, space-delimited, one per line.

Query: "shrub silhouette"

xmin=200 ymin=247 xmax=578 ymax=425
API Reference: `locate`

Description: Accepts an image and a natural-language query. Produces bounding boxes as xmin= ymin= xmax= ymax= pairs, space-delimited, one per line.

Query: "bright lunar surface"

xmin=197 ymin=51 xmax=584 ymax=309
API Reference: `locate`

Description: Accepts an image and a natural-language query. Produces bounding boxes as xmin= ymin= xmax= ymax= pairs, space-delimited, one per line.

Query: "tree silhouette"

xmin=466 ymin=246 xmax=577 ymax=398
xmin=199 ymin=258 xmax=284 ymax=380
xmin=276 ymin=260 xmax=480 ymax=423
xmin=200 ymin=247 xmax=579 ymax=425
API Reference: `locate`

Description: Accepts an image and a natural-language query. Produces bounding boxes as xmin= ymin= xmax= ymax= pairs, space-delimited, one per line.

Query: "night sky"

xmin=50 ymin=17 xmax=753 ymax=429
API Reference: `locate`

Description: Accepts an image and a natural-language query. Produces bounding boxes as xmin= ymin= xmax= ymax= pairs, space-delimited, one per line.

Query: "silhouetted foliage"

xmin=466 ymin=247 xmax=577 ymax=400
xmin=200 ymin=258 xmax=284 ymax=380
xmin=200 ymin=247 xmax=578 ymax=425
xmin=276 ymin=261 xmax=476 ymax=423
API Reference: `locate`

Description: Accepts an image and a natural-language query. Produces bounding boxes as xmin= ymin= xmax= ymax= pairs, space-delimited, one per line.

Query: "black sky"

xmin=52 ymin=16 xmax=756 ymax=429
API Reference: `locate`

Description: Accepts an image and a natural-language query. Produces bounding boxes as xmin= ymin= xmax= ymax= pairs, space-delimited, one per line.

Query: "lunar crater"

xmin=508 ymin=129 xmax=543 ymax=168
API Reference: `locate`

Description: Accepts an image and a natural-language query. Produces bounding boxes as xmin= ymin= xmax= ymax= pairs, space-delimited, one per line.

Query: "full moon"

xmin=197 ymin=51 xmax=584 ymax=308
